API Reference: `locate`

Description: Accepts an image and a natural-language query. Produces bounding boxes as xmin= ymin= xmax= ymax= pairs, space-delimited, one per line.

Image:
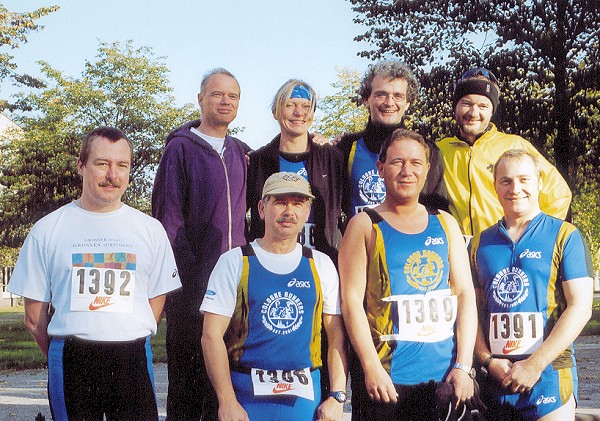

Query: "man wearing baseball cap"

xmin=437 ymin=68 xmax=571 ymax=236
xmin=201 ymin=172 xmax=348 ymax=421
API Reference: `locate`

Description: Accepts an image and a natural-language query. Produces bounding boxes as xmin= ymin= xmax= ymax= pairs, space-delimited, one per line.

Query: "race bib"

xmin=489 ymin=312 xmax=543 ymax=356
xmin=381 ymin=291 xmax=457 ymax=342
xmin=70 ymin=267 xmax=136 ymax=313
xmin=251 ymin=367 xmax=314 ymax=400
xmin=297 ymin=223 xmax=316 ymax=249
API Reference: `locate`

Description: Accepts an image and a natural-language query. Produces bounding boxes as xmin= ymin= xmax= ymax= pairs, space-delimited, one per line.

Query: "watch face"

xmin=331 ymin=391 xmax=347 ymax=403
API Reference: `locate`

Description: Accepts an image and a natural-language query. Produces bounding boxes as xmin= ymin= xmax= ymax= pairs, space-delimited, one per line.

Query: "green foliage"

xmin=571 ymin=182 xmax=600 ymax=274
xmin=347 ymin=0 xmax=600 ymax=187
xmin=313 ymin=67 xmax=369 ymax=138
xmin=581 ymin=300 xmax=600 ymax=336
xmin=0 ymin=40 xmax=199 ymax=247
xmin=0 ymin=246 xmax=19 ymax=267
xmin=0 ymin=4 xmax=59 ymax=108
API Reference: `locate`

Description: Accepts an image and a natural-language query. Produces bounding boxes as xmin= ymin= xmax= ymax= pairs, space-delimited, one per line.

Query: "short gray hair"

xmin=200 ymin=68 xmax=240 ymax=96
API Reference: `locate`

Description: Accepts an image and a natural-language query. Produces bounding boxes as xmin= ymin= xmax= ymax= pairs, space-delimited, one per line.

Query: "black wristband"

xmin=482 ymin=355 xmax=493 ymax=369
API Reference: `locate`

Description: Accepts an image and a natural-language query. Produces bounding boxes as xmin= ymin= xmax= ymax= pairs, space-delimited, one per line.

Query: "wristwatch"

xmin=329 ymin=391 xmax=348 ymax=403
xmin=453 ymin=362 xmax=476 ymax=379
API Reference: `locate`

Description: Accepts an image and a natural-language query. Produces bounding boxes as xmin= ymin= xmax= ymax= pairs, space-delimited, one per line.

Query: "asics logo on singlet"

xmin=536 ymin=395 xmax=557 ymax=405
xmin=519 ymin=249 xmax=542 ymax=259
xmin=424 ymin=236 xmax=444 ymax=246
xmin=287 ymin=278 xmax=311 ymax=288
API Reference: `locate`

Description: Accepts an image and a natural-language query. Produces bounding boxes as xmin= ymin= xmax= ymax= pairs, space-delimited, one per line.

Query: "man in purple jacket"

xmin=152 ymin=68 xmax=251 ymax=421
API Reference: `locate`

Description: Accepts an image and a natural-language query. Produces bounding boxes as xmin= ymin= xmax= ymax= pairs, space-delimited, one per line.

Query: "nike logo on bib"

xmin=272 ymin=383 xmax=294 ymax=394
xmin=88 ymin=296 xmax=114 ymax=311
xmin=502 ymin=340 xmax=522 ymax=354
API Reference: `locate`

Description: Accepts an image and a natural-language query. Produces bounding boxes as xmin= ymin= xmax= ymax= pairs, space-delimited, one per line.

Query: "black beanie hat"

xmin=453 ymin=78 xmax=499 ymax=113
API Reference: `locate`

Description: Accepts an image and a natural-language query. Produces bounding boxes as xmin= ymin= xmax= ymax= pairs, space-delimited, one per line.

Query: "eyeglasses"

xmin=459 ymin=68 xmax=498 ymax=84
xmin=372 ymin=92 xmax=408 ymax=103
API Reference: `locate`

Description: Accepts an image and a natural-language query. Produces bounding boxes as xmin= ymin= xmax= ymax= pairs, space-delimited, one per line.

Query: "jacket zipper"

xmin=219 ymin=147 xmax=233 ymax=250
xmin=468 ymin=145 xmax=474 ymax=235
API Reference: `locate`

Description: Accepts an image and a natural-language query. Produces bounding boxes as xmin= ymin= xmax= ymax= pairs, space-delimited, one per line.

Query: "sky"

xmin=1 ymin=0 xmax=373 ymax=149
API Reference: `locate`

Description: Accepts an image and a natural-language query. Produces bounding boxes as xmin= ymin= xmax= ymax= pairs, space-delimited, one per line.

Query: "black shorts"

xmin=47 ymin=336 xmax=158 ymax=421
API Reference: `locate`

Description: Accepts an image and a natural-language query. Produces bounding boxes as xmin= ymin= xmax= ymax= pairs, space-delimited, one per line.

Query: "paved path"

xmin=1 ymin=336 xmax=599 ymax=420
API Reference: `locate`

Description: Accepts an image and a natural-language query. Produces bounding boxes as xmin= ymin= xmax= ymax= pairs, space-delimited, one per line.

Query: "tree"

xmin=313 ymin=67 xmax=369 ymax=138
xmin=0 ymin=4 xmax=59 ymax=103
xmin=347 ymin=0 xmax=600 ymax=190
xmin=571 ymin=182 xmax=600 ymax=277
xmin=0 ymin=40 xmax=198 ymax=247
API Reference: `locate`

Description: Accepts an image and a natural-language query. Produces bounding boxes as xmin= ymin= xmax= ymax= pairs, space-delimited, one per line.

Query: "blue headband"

xmin=290 ymin=85 xmax=312 ymax=101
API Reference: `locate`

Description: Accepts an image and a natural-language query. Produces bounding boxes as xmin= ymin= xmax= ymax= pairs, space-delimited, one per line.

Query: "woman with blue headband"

xmin=247 ymin=79 xmax=344 ymax=262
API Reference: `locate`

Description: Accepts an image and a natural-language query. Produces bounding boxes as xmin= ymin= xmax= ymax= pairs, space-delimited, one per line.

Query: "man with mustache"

xmin=437 ymin=68 xmax=571 ymax=237
xmin=201 ymin=172 xmax=347 ymax=421
xmin=470 ymin=149 xmax=593 ymax=420
xmin=8 ymin=126 xmax=181 ymax=420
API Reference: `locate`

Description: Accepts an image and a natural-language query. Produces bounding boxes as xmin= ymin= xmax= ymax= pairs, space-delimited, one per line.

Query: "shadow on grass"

xmin=0 ymin=309 xmax=168 ymax=371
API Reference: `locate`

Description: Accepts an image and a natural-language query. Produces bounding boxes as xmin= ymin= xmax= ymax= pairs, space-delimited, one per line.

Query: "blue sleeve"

xmin=560 ymin=228 xmax=594 ymax=281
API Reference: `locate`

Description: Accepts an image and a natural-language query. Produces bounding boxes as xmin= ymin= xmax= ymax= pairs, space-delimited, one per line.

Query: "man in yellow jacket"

xmin=437 ymin=68 xmax=571 ymax=236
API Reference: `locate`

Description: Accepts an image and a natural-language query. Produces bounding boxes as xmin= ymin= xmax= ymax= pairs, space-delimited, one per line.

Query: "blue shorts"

xmin=230 ymin=369 xmax=321 ymax=421
xmin=482 ymin=364 xmax=578 ymax=420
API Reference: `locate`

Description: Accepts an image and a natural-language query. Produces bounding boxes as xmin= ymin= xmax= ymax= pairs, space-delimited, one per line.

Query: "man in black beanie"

xmin=437 ymin=68 xmax=571 ymax=237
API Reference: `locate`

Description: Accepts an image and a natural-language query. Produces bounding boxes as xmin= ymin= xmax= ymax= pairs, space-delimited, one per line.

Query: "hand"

xmin=502 ymin=359 xmax=543 ymax=393
xmin=488 ymin=357 xmax=513 ymax=384
xmin=316 ymin=396 xmax=344 ymax=421
xmin=465 ymin=378 xmax=487 ymax=413
xmin=218 ymin=400 xmax=249 ymax=421
xmin=364 ymin=363 xmax=398 ymax=403
xmin=312 ymin=133 xmax=333 ymax=145
xmin=446 ymin=368 xmax=474 ymax=406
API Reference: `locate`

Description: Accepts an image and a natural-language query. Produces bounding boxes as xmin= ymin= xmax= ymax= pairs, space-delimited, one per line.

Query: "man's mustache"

xmin=99 ymin=180 xmax=122 ymax=188
xmin=276 ymin=216 xmax=297 ymax=224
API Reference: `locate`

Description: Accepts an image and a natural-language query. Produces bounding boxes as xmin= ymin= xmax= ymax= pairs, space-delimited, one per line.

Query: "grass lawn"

xmin=0 ymin=307 xmax=168 ymax=371
xmin=1 ymin=299 xmax=599 ymax=371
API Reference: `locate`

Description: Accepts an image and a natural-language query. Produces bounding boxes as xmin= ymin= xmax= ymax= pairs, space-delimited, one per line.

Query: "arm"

xmin=148 ymin=294 xmax=166 ymax=324
xmin=339 ymin=214 xmax=397 ymax=403
xmin=24 ymin=298 xmax=50 ymax=357
xmin=505 ymin=277 xmax=593 ymax=392
xmin=527 ymin=145 xmax=571 ymax=219
xmin=151 ymin=141 xmax=198 ymax=271
xmin=442 ymin=212 xmax=477 ymax=403
xmin=316 ymin=314 xmax=348 ymax=421
xmin=201 ymin=312 xmax=249 ymax=421
xmin=473 ymin=287 xmax=513 ymax=384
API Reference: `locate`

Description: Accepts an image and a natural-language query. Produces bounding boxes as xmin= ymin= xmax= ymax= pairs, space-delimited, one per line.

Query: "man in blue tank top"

xmin=339 ymin=129 xmax=479 ymax=420
xmin=201 ymin=172 xmax=347 ymax=421
xmin=470 ymin=149 xmax=593 ymax=420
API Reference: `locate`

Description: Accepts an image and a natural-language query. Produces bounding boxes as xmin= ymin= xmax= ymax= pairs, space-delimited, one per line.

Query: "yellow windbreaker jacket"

xmin=437 ymin=124 xmax=572 ymax=236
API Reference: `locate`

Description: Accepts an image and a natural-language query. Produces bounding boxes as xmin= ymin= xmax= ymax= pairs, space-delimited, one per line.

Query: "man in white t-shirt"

xmin=201 ymin=172 xmax=348 ymax=421
xmin=8 ymin=126 xmax=181 ymax=420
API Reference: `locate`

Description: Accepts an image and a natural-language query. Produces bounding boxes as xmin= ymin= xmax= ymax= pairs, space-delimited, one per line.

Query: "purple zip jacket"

xmin=152 ymin=120 xmax=250 ymax=312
